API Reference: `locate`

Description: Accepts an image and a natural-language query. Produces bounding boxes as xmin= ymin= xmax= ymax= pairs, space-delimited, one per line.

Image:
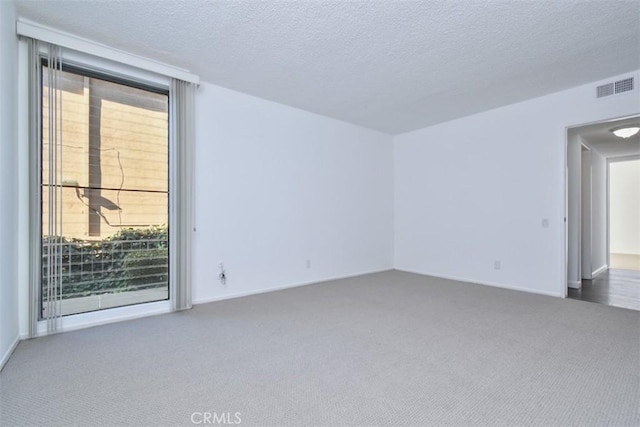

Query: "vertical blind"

xmin=41 ymin=42 xmax=64 ymax=333
xmin=170 ymin=79 xmax=195 ymax=312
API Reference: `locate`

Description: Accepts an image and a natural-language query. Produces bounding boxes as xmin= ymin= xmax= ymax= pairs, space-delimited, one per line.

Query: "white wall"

xmin=578 ymin=143 xmax=608 ymax=280
xmin=394 ymin=71 xmax=640 ymax=297
xmin=192 ymin=83 xmax=394 ymax=303
xmin=570 ymin=136 xmax=608 ymax=283
xmin=580 ymin=147 xmax=591 ymax=280
xmin=0 ymin=0 xmax=20 ymax=369
xmin=610 ymin=159 xmax=640 ymax=255
xmin=590 ymin=149 xmax=607 ymax=272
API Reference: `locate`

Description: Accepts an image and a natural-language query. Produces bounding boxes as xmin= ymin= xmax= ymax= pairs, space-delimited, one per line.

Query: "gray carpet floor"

xmin=1 ymin=270 xmax=639 ymax=426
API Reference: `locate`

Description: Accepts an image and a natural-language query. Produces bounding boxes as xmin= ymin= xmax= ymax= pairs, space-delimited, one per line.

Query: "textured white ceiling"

xmin=578 ymin=116 xmax=640 ymax=159
xmin=15 ymin=0 xmax=640 ymax=134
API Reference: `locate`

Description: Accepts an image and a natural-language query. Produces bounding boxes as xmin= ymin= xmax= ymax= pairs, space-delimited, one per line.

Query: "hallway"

xmin=568 ymin=268 xmax=640 ymax=311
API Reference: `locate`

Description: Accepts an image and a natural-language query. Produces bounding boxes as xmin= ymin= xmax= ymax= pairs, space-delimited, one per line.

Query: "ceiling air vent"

xmin=615 ymin=77 xmax=634 ymax=94
xmin=597 ymin=76 xmax=634 ymax=98
xmin=597 ymin=83 xmax=614 ymax=98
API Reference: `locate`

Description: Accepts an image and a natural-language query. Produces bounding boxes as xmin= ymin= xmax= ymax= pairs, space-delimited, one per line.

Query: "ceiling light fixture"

xmin=610 ymin=125 xmax=640 ymax=139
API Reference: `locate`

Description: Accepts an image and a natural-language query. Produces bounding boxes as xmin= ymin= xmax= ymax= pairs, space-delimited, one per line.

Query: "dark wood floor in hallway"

xmin=568 ymin=268 xmax=640 ymax=311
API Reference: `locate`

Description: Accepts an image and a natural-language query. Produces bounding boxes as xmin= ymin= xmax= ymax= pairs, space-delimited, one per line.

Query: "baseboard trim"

xmin=592 ymin=264 xmax=608 ymax=278
xmin=193 ymin=267 xmax=394 ymax=305
xmin=568 ymin=280 xmax=582 ymax=289
xmin=396 ymin=268 xmax=565 ymax=298
xmin=0 ymin=334 xmax=20 ymax=372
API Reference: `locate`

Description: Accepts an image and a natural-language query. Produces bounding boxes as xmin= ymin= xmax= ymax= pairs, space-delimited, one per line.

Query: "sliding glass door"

xmin=40 ymin=63 xmax=170 ymax=317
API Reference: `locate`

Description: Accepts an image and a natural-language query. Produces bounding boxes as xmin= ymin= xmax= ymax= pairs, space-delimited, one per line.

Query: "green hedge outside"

xmin=42 ymin=225 xmax=168 ymax=299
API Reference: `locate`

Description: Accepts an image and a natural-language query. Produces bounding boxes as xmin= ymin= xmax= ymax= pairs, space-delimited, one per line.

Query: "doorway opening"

xmin=609 ymin=157 xmax=640 ymax=271
xmin=566 ymin=116 xmax=640 ymax=310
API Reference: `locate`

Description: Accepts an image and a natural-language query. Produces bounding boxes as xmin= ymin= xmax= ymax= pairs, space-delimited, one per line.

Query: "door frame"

xmin=581 ymin=144 xmax=592 ymax=281
xmin=564 ymin=114 xmax=640 ymax=297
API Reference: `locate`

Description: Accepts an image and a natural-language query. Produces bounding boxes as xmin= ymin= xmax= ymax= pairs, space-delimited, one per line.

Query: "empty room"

xmin=1 ymin=1 xmax=639 ymax=426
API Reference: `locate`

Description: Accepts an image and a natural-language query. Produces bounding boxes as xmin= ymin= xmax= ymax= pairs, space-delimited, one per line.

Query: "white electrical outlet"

xmin=542 ymin=218 xmax=549 ymax=228
xmin=494 ymin=260 xmax=501 ymax=270
xmin=306 ymin=259 xmax=311 ymax=269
